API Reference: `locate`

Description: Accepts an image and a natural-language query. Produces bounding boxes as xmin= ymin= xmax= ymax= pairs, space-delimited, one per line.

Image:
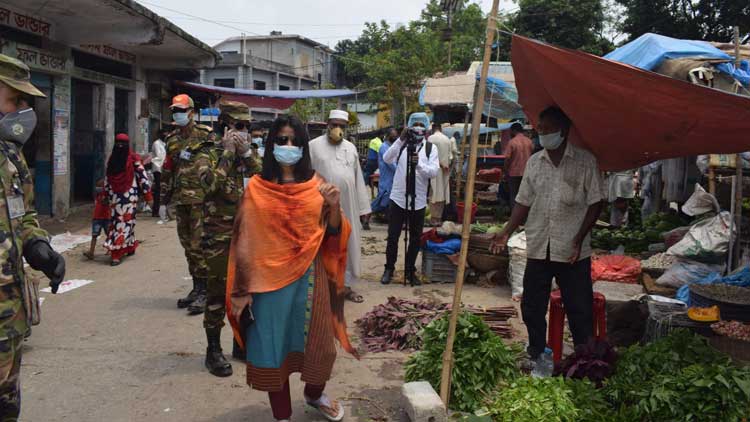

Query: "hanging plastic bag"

xmin=656 ymin=258 xmax=724 ymax=289
xmin=507 ymin=231 xmax=527 ymax=300
xmin=667 ymin=212 xmax=733 ymax=264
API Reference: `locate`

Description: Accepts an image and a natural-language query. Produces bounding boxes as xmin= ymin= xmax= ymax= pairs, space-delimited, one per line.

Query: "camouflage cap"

xmin=219 ymin=99 xmax=251 ymax=121
xmin=0 ymin=54 xmax=45 ymax=97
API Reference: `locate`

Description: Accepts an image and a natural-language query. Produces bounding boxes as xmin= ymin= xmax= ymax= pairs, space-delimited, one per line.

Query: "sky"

xmin=138 ymin=0 xmax=517 ymax=49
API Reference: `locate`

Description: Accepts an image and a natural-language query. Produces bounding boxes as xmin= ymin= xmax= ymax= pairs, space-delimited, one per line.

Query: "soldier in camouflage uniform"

xmin=0 ymin=54 xmax=65 ymax=420
xmin=196 ymin=100 xmax=261 ymax=377
xmin=160 ymin=94 xmax=217 ymax=314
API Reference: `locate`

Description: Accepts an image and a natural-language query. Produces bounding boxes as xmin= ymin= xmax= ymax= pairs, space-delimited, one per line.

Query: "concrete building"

xmin=201 ymin=32 xmax=338 ymax=120
xmin=0 ymin=0 xmax=218 ymax=216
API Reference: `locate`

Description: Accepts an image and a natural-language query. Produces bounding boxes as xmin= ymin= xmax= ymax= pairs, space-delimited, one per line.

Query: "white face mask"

xmin=539 ymin=131 xmax=564 ymax=150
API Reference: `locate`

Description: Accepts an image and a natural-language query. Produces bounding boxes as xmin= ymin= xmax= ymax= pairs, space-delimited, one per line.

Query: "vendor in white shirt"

xmin=380 ymin=113 xmax=440 ymax=286
xmin=152 ymin=129 xmax=167 ymax=219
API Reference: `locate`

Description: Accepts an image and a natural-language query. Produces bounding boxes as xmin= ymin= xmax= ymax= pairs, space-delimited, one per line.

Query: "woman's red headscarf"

xmin=106 ymin=133 xmax=138 ymax=194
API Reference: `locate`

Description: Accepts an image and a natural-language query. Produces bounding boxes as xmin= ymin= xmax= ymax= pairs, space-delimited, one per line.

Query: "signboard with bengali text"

xmin=0 ymin=5 xmax=54 ymax=38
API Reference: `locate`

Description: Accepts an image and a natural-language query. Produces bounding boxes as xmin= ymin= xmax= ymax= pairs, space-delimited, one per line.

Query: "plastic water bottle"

xmin=531 ymin=347 xmax=554 ymax=378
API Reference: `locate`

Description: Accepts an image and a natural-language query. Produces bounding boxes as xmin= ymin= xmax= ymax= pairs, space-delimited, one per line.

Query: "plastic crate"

xmin=422 ymin=251 xmax=458 ymax=283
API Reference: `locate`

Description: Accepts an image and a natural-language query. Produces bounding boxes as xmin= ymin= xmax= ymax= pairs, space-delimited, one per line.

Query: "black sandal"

xmin=344 ymin=287 xmax=364 ymax=303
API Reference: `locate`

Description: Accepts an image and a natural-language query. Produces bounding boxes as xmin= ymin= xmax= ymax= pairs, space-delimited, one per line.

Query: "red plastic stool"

xmin=547 ymin=290 xmax=606 ymax=363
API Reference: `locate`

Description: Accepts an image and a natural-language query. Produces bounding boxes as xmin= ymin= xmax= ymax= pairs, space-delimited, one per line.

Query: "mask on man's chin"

xmin=0 ymin=108 xmax=37 ymax=146
xmin=328 ymin=127 xmax=344 ymax=144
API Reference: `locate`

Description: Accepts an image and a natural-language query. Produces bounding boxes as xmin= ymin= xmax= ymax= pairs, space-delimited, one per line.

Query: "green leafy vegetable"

xmin=404 ymin=311 xmax=522 ymax=412
xmin=605 ymin=329 xmax=750 ymax=421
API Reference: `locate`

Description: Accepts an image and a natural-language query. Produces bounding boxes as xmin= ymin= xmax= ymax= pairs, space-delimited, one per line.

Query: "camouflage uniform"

xmin=0 ymin=54 xmax=58 ymax=420
xmin=160 ymin=124 xmax=217 ymax=285
xmin=197 ymin=143 xmax=261 ymax=329
xmin=0 ymin=140 xmax=49 ymax=420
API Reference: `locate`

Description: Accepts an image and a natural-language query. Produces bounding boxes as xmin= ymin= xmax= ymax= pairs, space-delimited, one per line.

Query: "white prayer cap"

xmin=328 ymin=109 xmax=349 ymax=122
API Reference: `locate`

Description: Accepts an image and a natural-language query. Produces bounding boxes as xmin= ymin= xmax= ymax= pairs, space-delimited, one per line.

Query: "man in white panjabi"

xmin=309 ymin=109 xmax=371 ymax=303
xmin=427 ymin=123 xmax=454 ymax=226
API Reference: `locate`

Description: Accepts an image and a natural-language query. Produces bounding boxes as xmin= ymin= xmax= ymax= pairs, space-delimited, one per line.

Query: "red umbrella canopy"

xmin=511 ymin=35 xmax=750 ymax=171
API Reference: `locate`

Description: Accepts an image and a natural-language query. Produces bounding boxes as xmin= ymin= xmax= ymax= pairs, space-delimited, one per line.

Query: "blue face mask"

xmin=173 ymin=111 xmax=191 ymax=127
xmin=273 ymin=145 xmax=303 ymax=166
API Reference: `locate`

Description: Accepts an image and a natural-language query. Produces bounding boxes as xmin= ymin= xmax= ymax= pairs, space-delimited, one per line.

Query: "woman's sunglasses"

xmin=273 ymin=135 xmax=295 ymax=145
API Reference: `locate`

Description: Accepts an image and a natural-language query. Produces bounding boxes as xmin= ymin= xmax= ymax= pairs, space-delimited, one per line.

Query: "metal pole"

xmin=734 ymin=26 xmax=743 ymax=270
xmin=439 ymin=0 xmax=500 ymax=406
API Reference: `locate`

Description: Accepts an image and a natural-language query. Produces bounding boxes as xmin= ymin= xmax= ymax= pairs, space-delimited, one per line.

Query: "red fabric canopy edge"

xmin=511 ymin=35 xmax=750 ymax=171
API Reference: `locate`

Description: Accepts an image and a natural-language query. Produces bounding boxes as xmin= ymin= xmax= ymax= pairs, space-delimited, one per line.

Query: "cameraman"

xmin=380 ymin=113 xmax=439 ymax=286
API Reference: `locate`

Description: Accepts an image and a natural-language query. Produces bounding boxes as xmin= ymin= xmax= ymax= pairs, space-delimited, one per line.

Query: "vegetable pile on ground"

xmin=404 ymin=312 xmax=523 ymax=412
xmin=474 ymin=330 xmax=749 ymax=421
xmin=355 ymin=298 xmax=516 ymax=352
xmin=485 ymin=377 xmax=629 ymax=422
xmin=356 ymin=297 xmax=447 ymax=352
xmin=554 ymin=340 xmax=617 ymax=387
xmin=711 ymin=320 xmax=750 ymax=342
xmin=605 ymin=329 xmax=750 ymax=421
xmin=592 ymin=212 xmax=688 ymax=253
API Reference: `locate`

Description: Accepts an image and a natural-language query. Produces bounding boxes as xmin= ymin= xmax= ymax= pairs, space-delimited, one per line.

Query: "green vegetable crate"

xmin=422 ymin=251 xmax=459 ymax=283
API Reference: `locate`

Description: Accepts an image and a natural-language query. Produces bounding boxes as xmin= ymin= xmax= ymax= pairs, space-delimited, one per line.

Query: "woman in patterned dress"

xmin=103 ymin=133 xmax=151 ymax=266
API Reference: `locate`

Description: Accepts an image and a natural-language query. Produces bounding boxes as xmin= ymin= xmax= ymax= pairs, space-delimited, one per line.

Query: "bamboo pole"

xmin=733 ymin=26 xmax=743 ymax=270
xmin=439 ymin=0 xmax=500 ymax=406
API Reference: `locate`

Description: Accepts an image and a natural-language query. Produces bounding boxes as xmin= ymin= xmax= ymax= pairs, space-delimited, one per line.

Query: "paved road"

xmin=21 ymin=216 xmax=519 ymax=421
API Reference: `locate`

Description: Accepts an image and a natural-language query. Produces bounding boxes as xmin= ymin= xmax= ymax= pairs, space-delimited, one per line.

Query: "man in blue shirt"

xmin=371 ymin=128 xmax=399 ymax=218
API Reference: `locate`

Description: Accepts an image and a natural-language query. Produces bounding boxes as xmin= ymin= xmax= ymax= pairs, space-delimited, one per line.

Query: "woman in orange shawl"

xmin=227 ymin=116 xmax=358 ymax=422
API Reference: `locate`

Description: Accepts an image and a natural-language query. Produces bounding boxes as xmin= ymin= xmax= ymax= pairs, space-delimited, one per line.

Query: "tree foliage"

xmin=509 ymin=0 xmax=614 ymax=55
xmin=615 ymin=0 xmax=750 ymax=42
xmin=334 ymin=0 xmax=486 ymax=124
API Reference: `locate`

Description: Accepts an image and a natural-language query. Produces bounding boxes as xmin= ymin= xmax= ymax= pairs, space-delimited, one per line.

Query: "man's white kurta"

xmin=309 ymin=135 xmax=371 ymax=280
xmin=428 ymin=132 xmax=453 ymax=204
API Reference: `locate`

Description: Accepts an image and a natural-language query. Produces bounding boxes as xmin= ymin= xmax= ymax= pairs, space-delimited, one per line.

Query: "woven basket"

xmin=468 ymin=252 xmax=509 ymax=274
xmin=689 ymin=284 xmax=750 ymax=323
xmin=709 ymin=336 xmax=750 ymax=365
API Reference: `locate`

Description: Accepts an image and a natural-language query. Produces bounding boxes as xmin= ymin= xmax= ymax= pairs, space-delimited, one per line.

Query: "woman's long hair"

xmin=261 ymin=115 xmax=314 ymax=183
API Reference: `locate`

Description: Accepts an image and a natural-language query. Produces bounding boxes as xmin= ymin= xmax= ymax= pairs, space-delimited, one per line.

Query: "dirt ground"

xmin=21 ymin=211 xmax=524 ymax=422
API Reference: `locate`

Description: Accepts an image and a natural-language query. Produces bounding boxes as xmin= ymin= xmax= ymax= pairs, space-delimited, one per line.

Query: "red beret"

xmin=115 ymin=133 xmax=129 ymax=142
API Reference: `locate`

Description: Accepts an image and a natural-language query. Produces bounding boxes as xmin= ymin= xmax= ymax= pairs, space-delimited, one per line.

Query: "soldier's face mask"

xmin=0 ymin=107 xmax=37 ymax=146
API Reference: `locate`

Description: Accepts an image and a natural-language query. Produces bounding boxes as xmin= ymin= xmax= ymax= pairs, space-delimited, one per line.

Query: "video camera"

xmin=404 ymin=126 xmax=427 ymax=145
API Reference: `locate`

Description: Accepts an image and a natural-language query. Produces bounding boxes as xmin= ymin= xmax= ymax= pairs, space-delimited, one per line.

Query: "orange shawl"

xmin=226 ymin=174 xmax=358 ymax=358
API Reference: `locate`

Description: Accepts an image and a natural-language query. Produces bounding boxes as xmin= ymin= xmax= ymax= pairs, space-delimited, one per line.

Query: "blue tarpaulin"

xmin=444 ymin=123 xmax=512 ymax=140
xmin=676 ymin=266 xmax=750 ymax=305
xmin=481 ymin=75 xmax=525 ymax=119
xmin=605 ymin=33 xmax=749 ymax=86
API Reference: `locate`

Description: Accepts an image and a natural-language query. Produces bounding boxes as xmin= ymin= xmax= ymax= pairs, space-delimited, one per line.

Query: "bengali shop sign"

xmin=11 ymin=43 xmax=69 ymax=74
xmin=78 ymin=44 xmax=137 ymax=65
xmin=0 ymin=5 xmax=54 ymax=38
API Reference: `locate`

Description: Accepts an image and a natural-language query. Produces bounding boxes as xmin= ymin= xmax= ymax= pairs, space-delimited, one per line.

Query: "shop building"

xmin=201 ymin=32 xmax=339 ymax=120
xmin=0 ymin=0 xmax=219 ymax=216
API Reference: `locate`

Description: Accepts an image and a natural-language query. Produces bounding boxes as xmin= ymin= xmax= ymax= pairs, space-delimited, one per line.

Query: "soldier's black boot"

xmin=177 ymin=279 xmax=198 ymax=309
xmin=205 ymin=328 xmax=233 ymax=377
xmin=187 ymin=279 xmax=207 ymax=315
xmin=231 ymin=338 xmax=244 ymax=361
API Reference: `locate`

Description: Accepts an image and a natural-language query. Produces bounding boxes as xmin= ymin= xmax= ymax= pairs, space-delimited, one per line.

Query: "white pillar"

xmin=52 ymin=74 xmax=71 ymax=217
xmin=104 ymin=84 xmax=116 ymax=159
